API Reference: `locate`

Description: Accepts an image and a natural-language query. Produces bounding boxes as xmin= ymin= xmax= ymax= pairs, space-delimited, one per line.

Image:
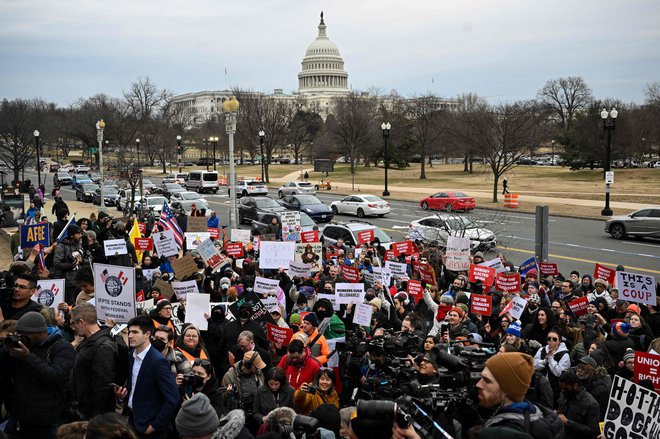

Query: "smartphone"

xmin=109 ymin=382 xmax=122 ymax=389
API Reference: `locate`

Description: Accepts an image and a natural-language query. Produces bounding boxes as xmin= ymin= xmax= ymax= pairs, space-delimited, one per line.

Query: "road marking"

xmin=379 ymin=218 xmax=413 ymax=224
xmin=622 ymin=241 xmax=660 ymax=248
xmin=501 ymin=235 xmax=660 ymax=260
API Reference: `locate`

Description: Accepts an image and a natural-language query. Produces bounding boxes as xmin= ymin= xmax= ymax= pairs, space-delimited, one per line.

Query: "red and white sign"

xmin=208 ymin=228 xmax=221 ymax=239
xmin=134 ymin=237 xmax=153 ymax=251
xmin=568 ymin=297 xmax=589 ymax=317
xmin=341 ymin=265 xmax=360 ymax=283
xmin=419 ymin=266 xmax=436 ymax=286
xmin=137 ymin=222 xmax=146 ymax=234
xmin=470 ymin=294 xmax=492 ymax=316
xmin=539 ymin=262 xmax=559 ymax=276
xmin=594 ymin=263 xmax=616 ymax=286
xmin=301 ymin=230 xmax=319 ymax=243
xmin=267 ymin=323 xmax=293 ymax=349
xmin=357 ymin=229 xmax=374 ymax=245
xmin=392 ymin=241 xmax=414 ymax=256
xmin=495 ymin=273 xmax=521 ymax=293
xmin=634 ymin=351 xmax=660 ymax=392
xmin=407 ymin=279 xmax=424 ymax=300
xmin=225 ymin=242 xmax=244 ymax=257
xmin=468 ymin=264 xmax=496 ymax=287
xmin=385 ymin=249 xmax=396 ymax=261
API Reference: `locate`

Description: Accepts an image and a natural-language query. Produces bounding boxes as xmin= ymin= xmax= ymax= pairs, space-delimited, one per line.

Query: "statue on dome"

xmin=320 ymin=11 xmax=324 ymax=25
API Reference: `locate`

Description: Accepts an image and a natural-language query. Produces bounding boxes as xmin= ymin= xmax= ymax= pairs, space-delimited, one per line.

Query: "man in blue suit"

xmin=114 ymin=315 xmax=179 ymax=438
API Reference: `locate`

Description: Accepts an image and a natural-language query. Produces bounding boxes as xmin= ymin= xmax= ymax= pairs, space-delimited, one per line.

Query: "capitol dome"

xmin=298 ymin=12 xmax=349 ymax=96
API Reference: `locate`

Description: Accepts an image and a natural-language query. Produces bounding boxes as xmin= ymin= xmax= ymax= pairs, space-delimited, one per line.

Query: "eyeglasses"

xmin=320 ymin=367 xmax=333 ymax=373
xmin=547 ymin=337 xmax=559 ymax=342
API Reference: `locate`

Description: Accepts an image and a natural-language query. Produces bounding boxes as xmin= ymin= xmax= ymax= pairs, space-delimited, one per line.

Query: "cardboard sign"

xmin=267 ymin=323 xmax=294 ymax=349
xmin=171 ymin=280 xmax=198 ymax=301
xmin=260 ymin=241 xmax=296 ymax=269
xmin=341 ymin=265 xmax=360 ymax=283
xmin=353 ymin=302 xmax=374 ymax=327
xmin=317 ymin=293 xmax=338 ymax=310
xmin=20 ymin=223 xmax=50 ymax=248
xmin=495 ymin=272 xmax=521 ymax=293
xmin=152 ymin=279 xmax=175 ymax=300
xmin=300 ymin=230 xmax=319 ymax=243
xmin=385 ymin=261 xmax=408 ymax=278
xmin=153 ymin=230 xmax=179 ymax=257
xmin=372 ymin=266 xmax=392 ymax=287
xmin=134 ymin=237 xmax=153 ymax=251
xmin=519 ymin=257 xmax=538 ymax=276
xmin=225 ymin=242 xmax=244 ymax=257
xmin=295 ymin=242 xmax=322 ymax=272
xmin=171 ymin=254 xmax=198 ymax=280
xmin=142 ymin=269 xmax=157 ymax=281
xmin=509 ymin=296 xmax=528 ymax=320
xmin=479 ymin=257 xmax=506 ymax=273
xmin=603 ymin=375 xmax=660 ymax=438
xmin=281 ymin=211 xmax=301 ymax=242
xmin=289 ymin=261 xmax=312 ymax=278
xmin=568 ymin=297 xmax=589 ymax=317
xmin=616 ymin=271 xmax=656 ymax=306
xmin=187 ymin=216 xmax=208 ymax=233
xmin=445 ymin=236 xmax=471 ymax=271
xmin=392 ymin=241 xmax=414 ymax=256
xmin=633 ymin=351 xmax=660 ymax=392
xmin=538 ymin=262 xmax=559 ymax=277
xmin=104 ymin=239 xmax=128 ymax=256
xmin=34 ymin=279 xmax=65 ymax=309
xmin=468 ymin=263 xmax=496 ymax=287
xmin=594 ymin=263 xmax=616 ymax=286
xmin=185 ymin=293 xmax=210 ymax=330
xmin=231 ymin=228 xmax=251 ymax=244
xmin=470 ymin=294 xmax=492 ymax=316
xmin=197 ymin=238 xmax=224 ymax=270
xmin=254 ymin=276 xmax=280 ymax=295
xmin=407 ymin=279 xmax=424 ymax=300
xmin=336 ymin=283 xmax=365 ymax=304
xmin=93 ymin=263 xmax=136 ymax=323
xmin=184 ymin=232 xmax=210 ymax=250
xmin=228 ymin=292 xmax=277 ymax=326
xmin=356 ymin=229 xmax=374 ymax=245
xmin=208 ymin=228 xmax=221 ymax=239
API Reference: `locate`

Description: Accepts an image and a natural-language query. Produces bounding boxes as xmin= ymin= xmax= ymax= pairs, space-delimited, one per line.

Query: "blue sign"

xmin=519 ymin=256 xmax=538 ymax=275
xmin=20 ymin=223 xmax=50 ymax=248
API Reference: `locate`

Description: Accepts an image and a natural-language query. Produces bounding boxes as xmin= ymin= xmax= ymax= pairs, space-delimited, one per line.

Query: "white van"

xmin=186 ymin=170 xmax=219 ymax=193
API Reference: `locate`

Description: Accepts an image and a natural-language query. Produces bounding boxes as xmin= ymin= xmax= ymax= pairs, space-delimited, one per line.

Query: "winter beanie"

xmin=175 ymin=393 xmax=219 ymax=437
xmin=484 ymin=352 xmax=534 ymax=402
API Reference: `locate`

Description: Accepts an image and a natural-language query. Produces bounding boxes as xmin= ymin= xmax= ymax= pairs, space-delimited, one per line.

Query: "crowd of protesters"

xmin=0 ymin=204 xmax=659 ymax=439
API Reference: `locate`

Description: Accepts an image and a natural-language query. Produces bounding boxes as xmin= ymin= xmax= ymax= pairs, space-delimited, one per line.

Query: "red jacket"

xmin=277 ymin=347 xmax=321 ymax=390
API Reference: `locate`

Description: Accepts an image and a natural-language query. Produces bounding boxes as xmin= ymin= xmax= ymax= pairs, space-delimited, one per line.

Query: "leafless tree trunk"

xmin=405 ymin=94 xmax=445 ymax=179
xmin=537 ymin=76 xmax=593 ymax=132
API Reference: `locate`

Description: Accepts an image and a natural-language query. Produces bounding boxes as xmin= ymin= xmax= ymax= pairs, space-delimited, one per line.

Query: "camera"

xmin=307 ymin=385 xmax=317 ymax=395
xmin=182 ymin=374 xmax=204 ymax=388
xmin=276 ymin=415 xmax=320 ymax=439
xmin=4 ymin=334 xmax=30 ymax=349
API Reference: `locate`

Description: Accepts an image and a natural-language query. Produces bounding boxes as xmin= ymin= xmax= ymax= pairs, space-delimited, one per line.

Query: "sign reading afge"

xmin=615 ymin=271 xmax=656 ymax=306
xmin=93 ymin=263 xmax=136 ymax=323
xmin=602 ymin=375 xmax=660 ymax=439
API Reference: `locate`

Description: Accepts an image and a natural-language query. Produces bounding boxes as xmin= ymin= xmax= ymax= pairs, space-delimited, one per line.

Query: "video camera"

xmin=273 ymin=414 xmax=320 ymax=439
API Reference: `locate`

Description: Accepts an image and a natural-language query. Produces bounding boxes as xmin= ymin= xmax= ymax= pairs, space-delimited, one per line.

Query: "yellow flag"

xmin=129 ymin=220 xmax=143 ymax=262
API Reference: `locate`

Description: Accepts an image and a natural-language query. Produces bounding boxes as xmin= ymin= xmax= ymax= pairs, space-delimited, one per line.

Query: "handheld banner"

xmin=93 ymin=263 xmax=136 ymax=323
xmin=538 ymin=262 xmax=558 ymax=277
xmin=594 ymin=263 xmax=616 ymax=286
xmin=470 ymin=294 xmax=492 ymax=316
xmin=615 ymin=270 xmax=656 ymax=306
xmin=260 ymin=241 xmax=296 ymax=269
xmin=267 ymin=323 xmax=293 ymax=349
xmin=185 ymin=293 xmax=210 ymax=330
xmin=495 ymin=272 xmax=521 ymax=293
xmin=603 ymin=375 xmax=660 ymax=438
xmin=445 ymin=236 xmax=471 ymax=271
xmin=336 ymin=283 xmax=365 ymax=304
xmin=356 ymin=229 xmax=374 ymax=245
xmin=153 ymin=230 xmax=179 ymax=257
xmin=300 ymin=230 xmax=319 ymax=243
xmin=34 ymin=279 xmax=65 ymax=309
xmin=407 ymin=279 xmax=424 ymax=300
xmin=20 ymin=223 xmax=50 ymax=248
xmin=468 ymin=263 xmax=496 ymax=287
xmin=341 ymin=265 xmax=360 ymax=283
xmin=171 ymin=280 xmax=199 ymax=300
xmin=633 ymin=351 xmax=660 ymax=392
xmin=568 ymin=297 xmax=589 ymax=317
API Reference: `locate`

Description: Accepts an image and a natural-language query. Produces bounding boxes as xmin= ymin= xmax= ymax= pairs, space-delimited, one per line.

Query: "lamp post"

xmin=96 ymin=120 xmax=106 ymax=211
xmin=136 ymin=139 xmax=143 ymax=201
xmin=381 ymin=122 xmax=391 ymax=196
xmin=33 ymin=130 xmax=41 ymax=187
xmin=551 ymin=140 xmax=555 ymax=165
xmin=600 ymin=107 xmax=618 ymax=216
xmin=210 ymin=136 xmax=218 ymax=171
xmin=177 ymin=135 xmax=182 ymax=172
xmin=223 ymin=96 xmax=240 ymax=229
xmin=259 ymin=130 xmax=265 ymax=181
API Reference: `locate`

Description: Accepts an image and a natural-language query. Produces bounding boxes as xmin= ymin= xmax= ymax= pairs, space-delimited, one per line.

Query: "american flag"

xmin=159 ymin=202 xmax=184 ymax=247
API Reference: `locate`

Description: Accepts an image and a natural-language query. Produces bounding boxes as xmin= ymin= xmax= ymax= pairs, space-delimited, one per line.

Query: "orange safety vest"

xmin=176 ymin=346 xmax=209 ymax=364
xmin=152 ymin=319 xmax=177 ymax=348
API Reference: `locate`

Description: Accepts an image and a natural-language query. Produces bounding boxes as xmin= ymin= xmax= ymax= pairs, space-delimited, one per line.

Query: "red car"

xmin=420 ymin=191 xmax=476 ymax=212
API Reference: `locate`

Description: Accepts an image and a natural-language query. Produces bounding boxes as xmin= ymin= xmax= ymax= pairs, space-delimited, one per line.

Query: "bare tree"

xmin=537 ymin=76 xmax=593 ymax=132
xmin=285 ymin=97 xmax=323 ymax=164
xmin=123 ymin=76 xmax=171 ymax=121
xmin=446 ymin=94 xmax=489 ymax=173
xmin=405 ymin=94 xmax=447 ymax=179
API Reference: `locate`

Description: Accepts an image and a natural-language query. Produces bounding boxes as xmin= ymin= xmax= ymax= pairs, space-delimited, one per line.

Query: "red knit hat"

xmin=449 ymin=306 xmax=465 ymax=319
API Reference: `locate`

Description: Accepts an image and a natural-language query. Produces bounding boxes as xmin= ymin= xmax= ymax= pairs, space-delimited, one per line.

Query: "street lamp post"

xmin=177 ymin=135 xmax=182 ymax=172
xmin=96 ymin=120 xmax=106 ymax=211
xmin=33 ymin=130 xmax=41 ymax=187
xmin=223 ymin=96 xmax=240 ymax=229
xmin=381 ymin=122 xmax=391 ymax=196
xmin=136 ymin=139 xmax=143 ymax=203
xmin=203 ymin=139 xmax=208 ymax=171
xmin=600 ymin=107 xmax=618 ymax=216
xmin=259 ymin=130 xmax=265 ymax=181
xmin=210 ymin=137 xmax=218 ymax=171
xmin=551 ymin=140 xmax=555 ymax=165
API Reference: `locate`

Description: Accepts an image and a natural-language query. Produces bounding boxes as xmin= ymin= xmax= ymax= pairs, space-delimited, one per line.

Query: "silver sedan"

xmin=277 ymin=181 xmax=316 ymax=198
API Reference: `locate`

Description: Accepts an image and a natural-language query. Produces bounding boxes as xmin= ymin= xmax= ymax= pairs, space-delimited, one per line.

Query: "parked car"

xmin=321 ymin=222 xmax=393 ymax=249
xmin=279 ymin=195 xmax=333 ymax=222
xmin=420 ymin=191 xmax=476 ymax=212
xmin=135 ymin=196 xmax=169 ymax=214
xmin=116 ymin=189 xmax=144 ymax=211
xmin=142 ymin=178 xmax=157 ymax=193
xmin=604 ymin=207 xmax=660 ymax=239
xmin=231 ymin=179 xmax=268 ymax=198
xmin=330 ymin=195 xmax=390 ymax=218
xmin=156 ymin=183 xmax=187 ymax=199
xmin=75 ymin=183 xmax=100 ymax=202
xmin=251 ymin=211 xmax=316 ymax=236
xmin=277 ymin=181 xmax=316 ymax=198
xmin=49 ymin=163 xmax=61 ymax=172
xmin=186 ymin=170 xmax=219 ymax=193
xmin=93 ymin=187 xmax=120 ymax=206
xmin=170 ymin=200 xmax=211 ymax=216
xmin=409 ymin=215 xmax=497 ymax=252
xmin=238 ymin=196 xmax=286 ymax=224
xmin=170 ymin=191 xmax=207 ymax=203
xmin=74 ymin=164 xmax=91 ymax=173
xmin=71 ymin=174 xmax=93 ymax=188
xmin=163 ymin=172 xmax=188 ymax=184
xmin=89 ymin=173 xmax=102 ymax=183
xmin=54 ymin=171 xmax=72 ymax=186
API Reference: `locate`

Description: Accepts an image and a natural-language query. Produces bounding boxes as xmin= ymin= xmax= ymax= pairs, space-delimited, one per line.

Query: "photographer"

xmin=221 ymin=350 xmax=266 ymax=425
xmin=53 ymin=223 xmax=88 ymax=304
xmin=293 ymin=368 xmax=339 ymax=415
xmin=0 ymin=273 xmax=44 ymax=321
xmin=175 ymin=358 xmax=223 ymax=418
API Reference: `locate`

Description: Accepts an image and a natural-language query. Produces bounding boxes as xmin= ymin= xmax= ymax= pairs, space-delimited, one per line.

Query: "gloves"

xmin=528 ymin=339 xmax=542 ymax=350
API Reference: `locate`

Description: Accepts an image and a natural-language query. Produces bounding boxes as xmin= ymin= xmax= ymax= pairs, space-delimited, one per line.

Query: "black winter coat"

xmin=557 ymin=388 xmax=600 ymax=439
xmin=71 ymin=328 xmax=119 ymax=418
xmin=582 ymin=371 xmax=612 ymax=420
xmin=252 ymin=384 xmax=295 ymax=420
xmin=482 ymin=402 xmax=564 ymax=439
xmin=604 ymin=334 xmax=635 ymax=364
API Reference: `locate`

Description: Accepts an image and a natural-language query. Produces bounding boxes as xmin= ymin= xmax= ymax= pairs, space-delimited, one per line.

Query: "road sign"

xmin=605 ymin=171 xmax=614 ymax=184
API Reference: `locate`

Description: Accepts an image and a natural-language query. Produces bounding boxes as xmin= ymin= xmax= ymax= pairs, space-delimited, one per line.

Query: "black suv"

xmin=75 ymin=183 xmax=100 ymax=203
xmin=238 ymin=196 xmax=286 ymax=224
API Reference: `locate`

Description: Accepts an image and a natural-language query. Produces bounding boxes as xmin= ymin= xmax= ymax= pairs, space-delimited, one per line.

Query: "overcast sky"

xmin=1 ymin=0 xmax=659 ymax=106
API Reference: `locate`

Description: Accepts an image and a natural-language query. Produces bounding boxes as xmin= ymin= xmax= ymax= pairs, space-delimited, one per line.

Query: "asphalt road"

xmin=31 ymin=169 xmax=660 ymax=278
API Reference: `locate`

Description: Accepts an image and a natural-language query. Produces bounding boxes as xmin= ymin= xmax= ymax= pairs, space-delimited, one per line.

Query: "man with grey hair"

xmin=237 ymin=330 xmax=272 ymax=371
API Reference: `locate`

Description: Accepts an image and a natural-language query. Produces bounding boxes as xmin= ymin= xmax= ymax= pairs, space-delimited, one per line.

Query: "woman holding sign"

xmin=175 ymin=325 xmax=209 ymax=364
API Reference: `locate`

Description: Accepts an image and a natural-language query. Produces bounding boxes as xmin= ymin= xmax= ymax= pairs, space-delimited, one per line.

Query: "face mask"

xmin=246 ymin=287 xmax=253 ymax=292
xmin=324 ymin=289 xmax=333 ymax=294
xmin=221 ymin=284 xmax=229 ymax=291
xmin=151 ymin=338 xmax=167 ymax=352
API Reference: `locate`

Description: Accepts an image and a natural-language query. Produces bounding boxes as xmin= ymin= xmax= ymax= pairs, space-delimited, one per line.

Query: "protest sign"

xmin=470 ymin=294 xmax=492 ymax=316
xmin=228 ymin=292 xmax=277 ymax=325
xmin=519 ymin=257 xmax=538 ymax=276
xmin=153 ymin=230 xmax=179 ymax=257
xmin=197 ymin=238 xmax=224 ymax=270
xmin=20 ymin=223 xmax=50 ymax=248
xmin=185 ymin=293 xmax=210 ymax=330
xmin=267 ymin=323 xmax=293 ymax=349
xmin=34 ymin=279 xmax=65 ymax=308
xmin=300 ymin=230 xmax=319 ymax=243
xmin=281 ymin=211 xmax=301 ymax=241
xmin=208 ymin=228 xmax=221 ymax=239
xmin=93 ymin=263 xmax=136 ymax=323
xmin=594 ymin=263 xmax=616 ymax=286
xmin=445 ymin=236 xmax=471 ymax=271
xmin=336 ymin=283 xmax=365 ymax=304
xmin=136 ymin=298 xmax=155 ymax=314
xmin=385 ymin=261 xmax=408 ymax=278
xmin=468 ymin=264 xmax=496 ymax=287
xmin=384 ymin=249 xmax=396 ymax=261
xmin=568 ymin=297 xmax=589 ymax=317
xmin=327 ymin=338 xmax=344 ymax=368
xmin=142 ymin=269 xmax=157 ymax=281
xmin=171 ymin=280 xmax=198 ymax=300
xmin=616 ymin=271 xmax=656 ymax=306
xmin=509 ymin=297 xmax=528 ymax=320
xmin=317 ymin=293 xmax=338 ymax=309
xmin=419 ymin=266 xmax=436 ymax=286
xmin=353 ymin=303 xmax=374 ymax=327
xmin=231 ymin=228 xmax=251 ymax=244
xmin=407 ymin=279 xmax=424 ymax=300
xmin=152 ymin=279 xmax=175 ymax=300
xmin=186 ymin=216 xmax=208 ymax=233
xmin=184 ymin=232 xmax=210 ymax=250
xmin=362 ymin=271 xmax=375 ymax=285
xmin=260 ymin=241 xmax=296 ymax=269
xmin=633 ymin=351 xmax=660 ymax=392
xmin=103 ymin=239 xmax=128 ymax=256
xmin=254 ymin=276 xmax=280 ymax=295
xmin=289 ymin=261 xmax=312 ymax=278
xmin=225 ymin=242 xmax=245 ymax=257
xmin=171 ymin=254 xmax=198 ymax=280
xmin=538 ymin=262 xmax=559 ymax=277
xmin=137 ymin=222 xmax=146 ymax=234
xmin=295 ymin=243 xmax=322 ymax=271
xmin=134 ymin=237 xmax=153 ymax=251
xmin=341 ymin=265 xmax=360 ymax=283
xmin=356 ymin=229 xmax=374 ymax=245
xmin=479 ymin=257 xmax=506 ymax=273
xmin=495 ymin=272 xmax=521 ymax=293
xmin=603 ymin=375 xmax=660 ymax=438
xmin=261 ymin=295 xmax=278 ymax=310
xmin=392 ymin=241 xmax=414 ymax=256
